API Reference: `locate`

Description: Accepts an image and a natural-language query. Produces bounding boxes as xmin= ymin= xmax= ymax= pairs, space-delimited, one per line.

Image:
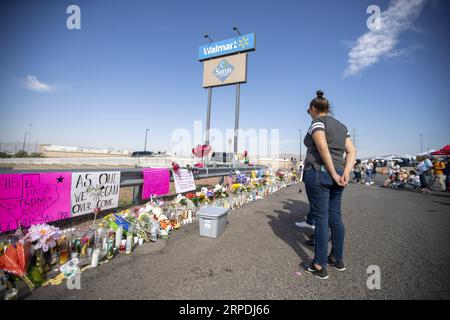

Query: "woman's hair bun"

xmin=316 ymin=90 xmax=324 ymax=98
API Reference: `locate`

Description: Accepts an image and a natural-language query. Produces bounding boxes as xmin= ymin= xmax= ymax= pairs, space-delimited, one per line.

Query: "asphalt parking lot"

xmin=25 ymin=177 xmax=450 ymax=300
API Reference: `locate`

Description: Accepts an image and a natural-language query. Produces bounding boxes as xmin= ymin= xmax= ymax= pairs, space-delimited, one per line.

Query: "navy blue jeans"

xmin=303 ymin=168 xmax=346 ymax=267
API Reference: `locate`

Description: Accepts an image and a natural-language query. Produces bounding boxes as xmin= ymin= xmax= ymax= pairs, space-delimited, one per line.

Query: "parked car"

xmin=131 ymin=151 xmax=154 ymax=157
xmin=209 ymin=152 xmax=234 ymax=167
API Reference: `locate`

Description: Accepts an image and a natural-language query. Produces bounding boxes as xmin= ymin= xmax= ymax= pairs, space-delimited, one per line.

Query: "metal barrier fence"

xmin=0 ymin=165 xmax=267 ymax=205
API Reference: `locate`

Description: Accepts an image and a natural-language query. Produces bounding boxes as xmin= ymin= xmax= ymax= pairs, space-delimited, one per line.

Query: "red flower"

xmin=172 ymin=162 xmax=180 ymax=172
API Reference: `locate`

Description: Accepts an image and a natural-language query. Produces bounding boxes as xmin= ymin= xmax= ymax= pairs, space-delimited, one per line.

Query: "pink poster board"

xmin=142 ymin=168 xmax=170 ymax=199
xmin=0 ymin=173 xmax=72 ymax=233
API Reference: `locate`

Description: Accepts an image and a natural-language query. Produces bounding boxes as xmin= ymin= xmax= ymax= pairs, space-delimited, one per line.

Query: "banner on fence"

xmin=71 ymin=171 xmax=121 ymax=216
xmin=142 ymin=168 xmax=170 ymax=199
xmin=172 ymin=169 xmax=196 ymax=194
xmin=0 ymin=173 xmax=72 ymax=233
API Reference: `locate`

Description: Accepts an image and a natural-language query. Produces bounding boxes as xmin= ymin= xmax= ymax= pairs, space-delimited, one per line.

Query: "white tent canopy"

xmin=416 ymin=150 xmax=437 ymax=157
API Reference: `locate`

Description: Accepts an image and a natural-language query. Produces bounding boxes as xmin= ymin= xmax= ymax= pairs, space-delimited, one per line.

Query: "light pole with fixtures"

xmin=28 ymin=123 xmax=33 ymax=154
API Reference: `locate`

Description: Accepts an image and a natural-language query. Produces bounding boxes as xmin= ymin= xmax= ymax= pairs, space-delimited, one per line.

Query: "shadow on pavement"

xmin=267 ymin=198 xmax=313 ymax=265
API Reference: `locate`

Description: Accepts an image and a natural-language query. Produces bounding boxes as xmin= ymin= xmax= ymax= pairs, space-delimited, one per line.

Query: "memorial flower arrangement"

xmin=206 ymin=190 xmax=215 ymax=201
xmin=175 ymin=194 xmax=195 ymax=210
xmin=231 ymin=183 xmax=244 ymax=194
xmin=23 ymin=224 xmax=62 ymax=253
xmin=0 ymin=241 xmax=35 ymax=291
xmin=251 ymin=178 xmax=261 ymax=189
xmin=236 ymin=173 xmax=249 ymax=185
xmin=214 ymin=184 xmax=229 ymax=198
xmin=0 ymin=165 xmax=300 ymax=297
xmin=171 ymin=162 xmax=181 ymax=173
xmin=186 ymin=193 xmax=200 ymax=206
xmin=276 ymin=169 xmax=285 ymax=181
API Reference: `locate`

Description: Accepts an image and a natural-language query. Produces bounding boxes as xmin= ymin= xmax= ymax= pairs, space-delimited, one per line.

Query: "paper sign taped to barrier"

xmin=172 ymin=169 xmax=196 ymax=194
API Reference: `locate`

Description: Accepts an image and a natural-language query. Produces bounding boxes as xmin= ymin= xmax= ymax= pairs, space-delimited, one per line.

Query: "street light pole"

xmin=22 ymin=131 xmax=28 ymax=153
xmin=28 ymin=123 xmax=33 ymax=154
xmin=419 ymin=133 xmax=423 ymax=153
xmin=144 ymin=129 xmax=149 ymax=152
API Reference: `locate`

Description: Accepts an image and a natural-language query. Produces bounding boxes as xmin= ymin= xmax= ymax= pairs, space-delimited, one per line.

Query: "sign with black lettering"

xmin=71 ymin=171 xmax=120 ymax=216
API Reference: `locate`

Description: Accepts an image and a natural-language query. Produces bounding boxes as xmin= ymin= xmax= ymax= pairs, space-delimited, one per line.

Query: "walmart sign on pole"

xmin=198 ymin=33 xmax=256 ymax=61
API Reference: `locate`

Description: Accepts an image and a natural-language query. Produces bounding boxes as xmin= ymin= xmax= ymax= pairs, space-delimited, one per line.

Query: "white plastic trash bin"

xmin=197 ymin=206 xmax=229 ymax=238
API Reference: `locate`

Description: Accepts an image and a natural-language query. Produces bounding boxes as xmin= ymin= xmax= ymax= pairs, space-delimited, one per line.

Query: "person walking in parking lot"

xmin=432 ymin=158 xmax=446 ymax=191
xmin=365 ymin=160 xmax=374 ymax=185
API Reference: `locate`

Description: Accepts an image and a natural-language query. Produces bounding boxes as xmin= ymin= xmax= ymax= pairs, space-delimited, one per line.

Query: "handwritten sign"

xmin=142 ymin=168 xmax=170 ymax=199
xmin=0 ymin=173 xmax=72 ymax=233
xmin=173 ymin=169 xmax=196 ymax=194
xmin=71 ymin=171 xmax=121 ymax=216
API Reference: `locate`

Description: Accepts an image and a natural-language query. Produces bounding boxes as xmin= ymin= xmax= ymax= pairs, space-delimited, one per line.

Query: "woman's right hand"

xmin=332 ymin=173 xmax=345 ymax=186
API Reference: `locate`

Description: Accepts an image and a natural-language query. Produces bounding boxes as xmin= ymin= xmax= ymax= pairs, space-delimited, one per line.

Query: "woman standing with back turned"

xmin=303 ymin=90 xmax=357 ymax=280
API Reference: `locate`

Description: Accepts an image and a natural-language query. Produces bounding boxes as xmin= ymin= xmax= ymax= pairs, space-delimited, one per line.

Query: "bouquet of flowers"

xmin=186 ymin=193 xmax=200 ymax=206
xmin=176 ymin=194 xmax=195 ymax=210
xmin=231 ymin=183 xmax=244 ymax=194
xmin=236 ymin=173 xmax=249 ymax=185
xmin=22 ymin=224 xmax=62 ymax=253
xmin=0 ymin=241 xmax=35 ymax=290
xmin=276 ymin=169 xmax=285 ymax=181
xmin=213 ymin=184 xmax=229 ymax=198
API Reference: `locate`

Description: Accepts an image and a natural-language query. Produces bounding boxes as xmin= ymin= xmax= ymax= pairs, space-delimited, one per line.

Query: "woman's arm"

xmin=341 ymin=137 xmax=357 ymax=185
xmin=311 ymin=131 xmax=344 ymax=186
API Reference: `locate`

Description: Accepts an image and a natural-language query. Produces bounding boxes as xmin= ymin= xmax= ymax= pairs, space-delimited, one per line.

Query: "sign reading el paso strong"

xmin=198 ymin=33 xmax=255 ymax=61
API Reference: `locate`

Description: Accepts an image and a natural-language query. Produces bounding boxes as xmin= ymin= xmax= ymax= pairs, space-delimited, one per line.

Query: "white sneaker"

xmin=370 ymin=182 xmax=375 ymax=185
xmin=295 ymin=221 xmax=315 ymax=230
xmin=365 ymin=182 xmax=370 ymax=185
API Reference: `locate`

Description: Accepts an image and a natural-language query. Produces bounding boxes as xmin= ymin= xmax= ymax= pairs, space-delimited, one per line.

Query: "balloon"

xmin=192 ymin=145 xmax=212 ymax=158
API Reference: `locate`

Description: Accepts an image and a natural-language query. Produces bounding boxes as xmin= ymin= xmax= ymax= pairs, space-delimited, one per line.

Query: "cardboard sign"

xmin=142 ymin=168 xmax=170 ymax=199
xmin=172 ymin=169 xmax=196 ymax=194
xmin=71 ymin=171 xmax=121 ymax=216
xmin=0 ymin=173 xmax=72 ymax=233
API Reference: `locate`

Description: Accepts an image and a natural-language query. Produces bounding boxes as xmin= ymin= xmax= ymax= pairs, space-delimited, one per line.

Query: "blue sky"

xmin=0 ymin=0 xmax=449 ymax=158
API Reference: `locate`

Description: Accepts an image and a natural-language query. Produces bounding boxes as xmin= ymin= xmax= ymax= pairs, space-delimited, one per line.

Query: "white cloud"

xmin=24 ymin=75 xmax=54 ymax=92
xmin=344 ymin=0 xmax=426 ymax=77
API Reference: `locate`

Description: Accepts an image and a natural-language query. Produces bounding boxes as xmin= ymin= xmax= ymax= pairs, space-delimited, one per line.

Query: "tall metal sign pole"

xmin=234 ymin=83 xmax=240 ymax=153
xmin=232 ymin=27 xmax=242 ymax=154
xmin=205 ymin=87 xmax=212 ymax=145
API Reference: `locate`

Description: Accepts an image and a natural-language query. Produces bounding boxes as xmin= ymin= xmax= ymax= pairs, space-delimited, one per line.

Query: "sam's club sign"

xmin=214 ymin=59 xmax=235 ymax=82
xmin=198 ymin=33 xmax=256 ymax=61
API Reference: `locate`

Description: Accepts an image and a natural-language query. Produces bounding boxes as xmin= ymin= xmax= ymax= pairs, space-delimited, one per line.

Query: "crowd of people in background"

xmin=349 ymin=156 xmax=450 ymax=194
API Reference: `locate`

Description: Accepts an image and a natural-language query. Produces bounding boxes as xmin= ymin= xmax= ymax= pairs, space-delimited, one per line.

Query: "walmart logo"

xmin=213 ymin=59 xmax=234 ymax=82
xmin=237 ymin=36 xmax=249 ymax=49
xmin=199 ymin=33 xmax=255 ymax=60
